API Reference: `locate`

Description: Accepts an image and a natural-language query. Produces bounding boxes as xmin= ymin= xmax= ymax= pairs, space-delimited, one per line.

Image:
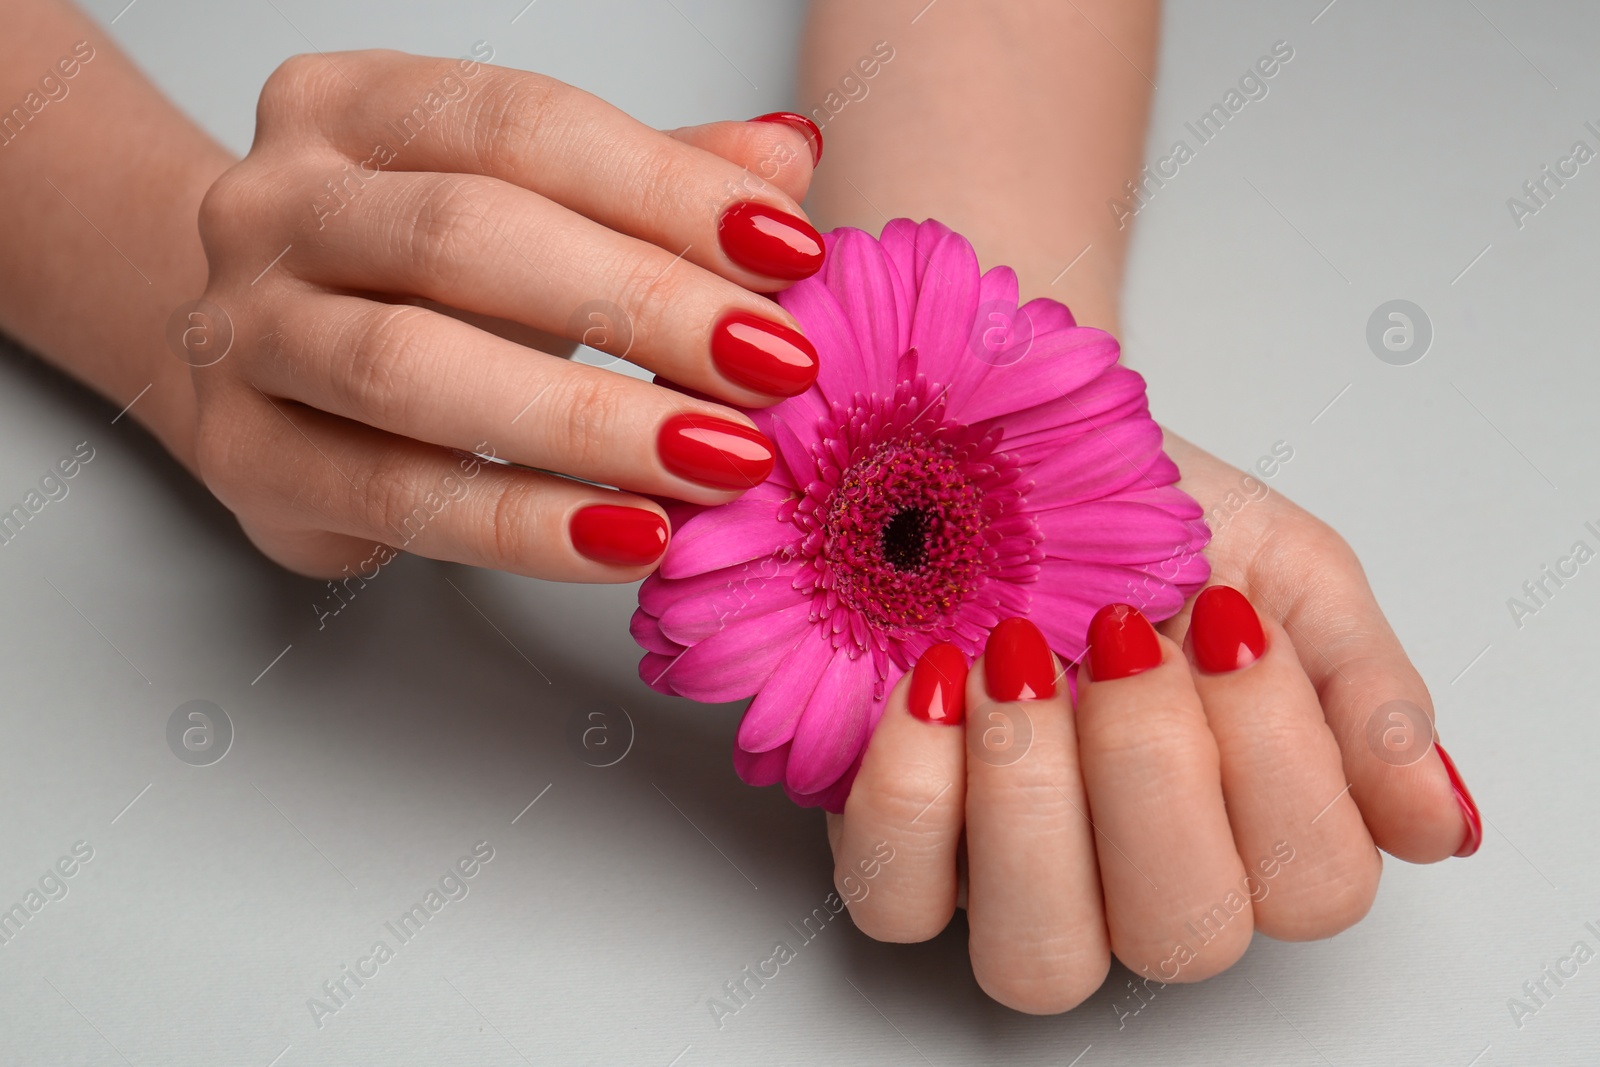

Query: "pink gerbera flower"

xmin=632 ymin=219 xmax=1209 ymax=811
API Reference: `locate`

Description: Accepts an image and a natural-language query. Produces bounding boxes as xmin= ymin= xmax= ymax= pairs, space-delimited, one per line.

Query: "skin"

xmin=808 ymin=0 xmax=1473 ymax=1013
xmin=1 ymin=0 xmax=1474 ymax=1015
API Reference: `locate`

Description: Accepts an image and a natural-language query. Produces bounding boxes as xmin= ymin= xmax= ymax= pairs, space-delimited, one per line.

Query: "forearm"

xmin=800 ymin=0 xmax=1158 ymax=336
xmin=0 ymin=0 xmax=235 ymax=470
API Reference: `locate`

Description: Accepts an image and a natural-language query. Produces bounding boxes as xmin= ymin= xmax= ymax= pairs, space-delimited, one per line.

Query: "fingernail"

xmin=1086 ymin=603 xmax=1162 ymax=681
xmin=1434 ymin=744 xmax=1483 ymax=858
xmin=569 ymin=504 xmax=668 ymax=566
xmin=717 ymin=201 xmax=824 ymax=280
xmin=909 ymin=642 xmax=968 ymax=724
xmin=749 ymin=111 xmax=823 ymax=165
xmin=984 ymin=617 xmax=1056 ymax=701
xmin=710 ymin=309 xmax=818 ymax=397
xmin=657 ymin=412 xmax=775 ymax=491
xmin=1189 ymin=585 xmax=1267 ymax=673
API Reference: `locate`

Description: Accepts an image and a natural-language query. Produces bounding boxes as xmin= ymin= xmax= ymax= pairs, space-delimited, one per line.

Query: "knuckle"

xmin=361 ymin=451 xmax=426 ymax=545
xmin=197 ymin=167 xmax=258 ymax=245
xmin=473 ymin=73 xmax=565 ymax=174
xmin=851 ymin=763 xmax=959 ymax=829
xmin=550 ymin=374 xmax=626 ymax=472
xmin=407 ymin=177 xmax=500 ymax=291
xmin=341 ymin=303 xmax=429 ymax=424
xmin=633 ymin=146 xmax=697 ymax=225
xmin=485 ymin=474 xmax=547 ymax=567
xmin=1079 ymin=701 xmax=1213 ymax=768
xmin=606 ymin=249 xmax=684 ymax=342
xmin=258 ymin=53 xmax=342 ymax=122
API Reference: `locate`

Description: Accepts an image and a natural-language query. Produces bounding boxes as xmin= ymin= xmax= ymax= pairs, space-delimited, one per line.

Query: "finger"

xmin=257 ymin=294 xmax=775 ymax=504
xmin=196 ymin=387 xmax=670 ymax=581
xmin=292 ymin=171 xmax=818 ymax=404
xmin=834 ymin=644 xmax=967 ymax=942
xmin=1077 ymin=604 xmax=1251 ymax=984
xmin=964 ymin=618 xmax=1109 ymax=1014
xmin=665 ymin=114 xmax=820 ymax=205
xmin=1250 ymin=524 xmax=1476 ymax=864
xmin=264 ymin=52 xmax=824 ymax=288
xmin=1155 ymin=433 xmax=1479 ymax=865
xmin=1183 ymin=586 xmax=1381 ymax=942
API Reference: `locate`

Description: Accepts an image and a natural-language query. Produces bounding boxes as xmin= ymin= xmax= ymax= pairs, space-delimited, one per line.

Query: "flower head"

xmin=632 ymin=219 xmax=1209 ymax=810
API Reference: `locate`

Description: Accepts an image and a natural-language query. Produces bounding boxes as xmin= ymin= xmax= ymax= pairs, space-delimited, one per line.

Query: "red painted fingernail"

xmin=909 ymin=643 xmax=968 ymax=724
xmin=569 ymin=505 xmax=668 ymax=566
xmin=1086 ymin=603 xmax=1162 ymax=681
xmin=984 ymin=617 xmax=1056 ymax=701
xmin=657 ymin=413 xmax=775 ymax=491
xmin=1189 ymin=585 xmax=1267 ymax=673
xmin=717 ymin=201 xmax=824 ymax=280
xmin=711 ymin=309 xmax=819 ymax=397
xmin=1434 ymin=744 xmax=1483 ymax=858
xmin=750 ymin=111 xmax=823 ymax=165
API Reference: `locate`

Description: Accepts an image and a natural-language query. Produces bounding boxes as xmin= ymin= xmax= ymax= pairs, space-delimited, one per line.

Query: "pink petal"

xmin=785 ymin=751 xmax=863 ymax=812
xmin=761 ymin=407 xmax=822 ymax=489
xmin=640 ymin=566 xmax=754 ymax=619
xmin=638 ymin=651 xmax=684 ymax=695
xmin=822 ymin=229 xmax=901 ymax=393
xmin=993 ymin=365 xmax=1150 ymax=465
xmin=930 ymin=264 xmax=1020 ymax=397
xmin=1029 ymin=560 xmax=1188 ymax=656
xmin=736 ymin=624 xmax=837 ymax=752
xmin=733 ymin=740 xmax=790 ymax=787
xmin=785 ymin=651 xmax=878 ymax=795
xmin=654 ymin=600 xmax=813 ymax=703
xmin=778 ymin=275 xmax=868 ymax=409
xmin=953 ymin=317 xmax=1121 ymax=424
xmin=657 ymin=559 xmax=804 ymax=645
xmin=1024 ymin=417 xmax=1166 ymax=511
xmin=1033 ymin=500 xmax=1204 ymax=564
xmin=906 ymin=231 xmax=981 ymax=385
xmin=661 ymin=496 xmax=798 ymax=579
xmin=629 ymin=605 xmax=682 ymax=656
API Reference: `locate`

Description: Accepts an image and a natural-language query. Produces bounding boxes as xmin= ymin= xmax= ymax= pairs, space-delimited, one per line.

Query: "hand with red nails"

xmin=178 ymin=51 xmax=823 ymax=581
xmin=799 ymin=0 xmax=1483 ymax=1015
xmin=828 ymin=567 xmax=1480 ymax=1015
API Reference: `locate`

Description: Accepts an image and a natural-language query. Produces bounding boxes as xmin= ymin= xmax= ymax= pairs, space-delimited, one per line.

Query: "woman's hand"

xmin=190 ymin=49 xmax=827 ymax=580
xmin=825 ymin=435 xmax=1480 ymax=1014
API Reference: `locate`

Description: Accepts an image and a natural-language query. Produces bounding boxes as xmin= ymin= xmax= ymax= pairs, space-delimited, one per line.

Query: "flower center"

xmin=786 ymin=377 xmax=1042 ymax=670
xmin=880 ymin=507 xmax=930 ymax=572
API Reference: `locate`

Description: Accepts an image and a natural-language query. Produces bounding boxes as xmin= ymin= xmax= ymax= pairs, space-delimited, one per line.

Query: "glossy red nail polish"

xmin=984 ymin=617 xmax=1056 ymax=701
xmin=1434 ymin=744 xmax=1483 ymax=858
xmin=657 ymin=413 xmax=775 ymax=491
xmin=569 ymin=505 xmax=668 ymax=566
xmin=710 ymin=310 xmax=819 ymax=397
xmin=1189 ymin=585 xmax=1267 ymax=673
xmin=717 ymin=201 xmax=824 ymax=280
xmin=909 ymin=642 xmax=968 ymax=724
xmin=750 ymin=111 xmax=823 ymax=165
xmin=1086 ymin=603 xmax=1162 ymax=681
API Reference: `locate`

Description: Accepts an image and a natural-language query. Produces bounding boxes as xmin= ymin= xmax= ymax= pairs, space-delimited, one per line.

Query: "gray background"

xmin=0 ymin=0 xmax=1594 ymax=1063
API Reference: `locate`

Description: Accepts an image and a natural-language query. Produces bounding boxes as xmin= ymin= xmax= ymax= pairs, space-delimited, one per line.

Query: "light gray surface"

xmin=1 ymin=0 xmax=1596 ymax=1064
